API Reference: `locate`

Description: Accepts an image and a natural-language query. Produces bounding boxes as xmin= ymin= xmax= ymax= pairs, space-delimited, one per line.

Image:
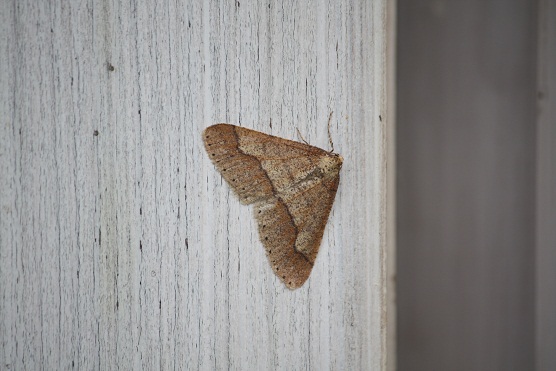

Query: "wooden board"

xmin=0 ymin=0 xmax=389 ymax=369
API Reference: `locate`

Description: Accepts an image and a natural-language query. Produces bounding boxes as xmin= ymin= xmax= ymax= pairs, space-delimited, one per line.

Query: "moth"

xmin=203 ymin=123 xmax=342 ymax=289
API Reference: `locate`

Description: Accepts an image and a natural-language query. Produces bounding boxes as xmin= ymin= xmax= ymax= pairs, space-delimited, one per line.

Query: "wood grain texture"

xmin=0 ymin=0 xmax=388 ymax=369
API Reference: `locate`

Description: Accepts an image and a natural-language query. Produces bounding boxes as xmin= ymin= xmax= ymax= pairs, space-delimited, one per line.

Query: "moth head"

xmin=319 ymin=152 xmax=343 ymax=175
xmin=332 ymin=152 xmax=344 ymax=165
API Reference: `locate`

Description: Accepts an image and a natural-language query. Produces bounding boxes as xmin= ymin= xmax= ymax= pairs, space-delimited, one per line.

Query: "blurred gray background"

xmin=397 ymin=0 xmax=555 ymax=370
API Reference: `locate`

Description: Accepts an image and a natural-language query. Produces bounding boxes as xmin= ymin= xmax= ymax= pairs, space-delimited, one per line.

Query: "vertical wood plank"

xmin=0 ymin=0 xmax=389 ymax=369
xmin=386 ymin=0 xmax=397 ymax=370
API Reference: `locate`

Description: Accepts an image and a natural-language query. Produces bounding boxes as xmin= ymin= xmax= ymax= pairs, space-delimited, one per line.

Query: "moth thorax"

xmin=318 ymin=154 xmax=343 ymax=175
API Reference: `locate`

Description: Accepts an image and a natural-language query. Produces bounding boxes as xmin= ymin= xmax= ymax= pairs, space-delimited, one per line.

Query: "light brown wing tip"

xmin=284 ymin=280 xmax=307 ymax=290
xmin=203 ymin=124 xmax=232 ymax=137
xmin=271 ymin=261 xmax=311 ymax=290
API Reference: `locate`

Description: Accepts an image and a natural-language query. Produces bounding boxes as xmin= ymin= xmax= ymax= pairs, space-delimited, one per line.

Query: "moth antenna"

xmin=296 ymin=127 xmax=310 ymax=145
xmin=327 ymin=111 xmax=335 ymax=153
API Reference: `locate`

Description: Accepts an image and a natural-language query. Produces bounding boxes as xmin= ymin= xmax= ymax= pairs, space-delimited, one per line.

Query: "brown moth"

xmin=203 ymin=124 xmax=343 ymax=289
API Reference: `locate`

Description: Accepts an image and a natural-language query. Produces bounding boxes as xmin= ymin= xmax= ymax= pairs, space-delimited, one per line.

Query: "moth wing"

xmin=203 ymin=124 xmax=328 ymax=203
xmin=282 ymin=174 xmax=340 ymax=263
xmin=254 ymin=198 xmax=313 ymax=289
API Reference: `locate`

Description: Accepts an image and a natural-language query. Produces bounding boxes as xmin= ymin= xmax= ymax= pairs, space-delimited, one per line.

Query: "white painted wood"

xmin=536 ymin=0 xmax=556 ymax=369
xmin=0 ymin=0 xmax=389 ymax=369
xmin=385 ymin=0 xmax=397 ymax=370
